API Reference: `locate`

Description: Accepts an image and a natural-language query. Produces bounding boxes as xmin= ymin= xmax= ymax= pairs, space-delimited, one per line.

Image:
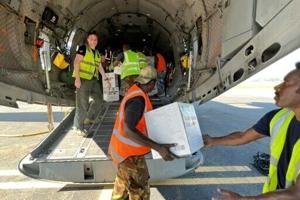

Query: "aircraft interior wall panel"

xmin=112 ymin=0 xmax=138 ymax=13
xmin=65 ymin=0 xmax=102 ymax=18
xmin=189 ymin=1 xmax=207 ymax=71
xmin=185 ymin=0 xmax=300 ymax=103
xmin=139 ymin=1 xmax=172 ymax=30
xmin=221 ymin=0 xmax=255 ymax=59
xmin=256 ymin=0 xmax=292 ymax=27
xmin=80 ymin=0 xmax=115 ymax=25
xmin=20 ymin=0 xmax=45 ymax=23
xmin=0 ymin=12 xmax=19 ymax=71
xmin=146 ymin=0 xmax=178 ymax=19
xmin=1 ymin=72 xmax=45 ymax=93
xmin=0 ymin=7 xmax=39 ymax=81
xmin=199 ymin=0 xmax=223 ymax=69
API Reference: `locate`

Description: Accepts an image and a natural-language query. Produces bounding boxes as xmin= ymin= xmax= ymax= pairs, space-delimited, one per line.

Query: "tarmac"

xmin=0 ymin=82 xmax=278 ymax=200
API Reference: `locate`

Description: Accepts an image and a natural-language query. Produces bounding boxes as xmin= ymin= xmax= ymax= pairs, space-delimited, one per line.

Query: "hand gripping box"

xmin=145 ymin=102 xmax=203 ymax=159
xmin=102 ymin=73 xmax=119 ymax=102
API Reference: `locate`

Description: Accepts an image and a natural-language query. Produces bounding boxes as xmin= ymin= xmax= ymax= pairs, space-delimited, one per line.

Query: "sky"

xmin=246 ymin=48 xmax=300 ymax=82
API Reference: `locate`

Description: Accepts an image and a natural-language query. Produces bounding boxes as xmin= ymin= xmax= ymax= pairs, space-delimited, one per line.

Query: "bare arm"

xmin=113 ymin=60 xmax=121 ymax=67
xmin=214 ymin=175 xmax=300 ymax=200
xmin=204 ymin=128 xmax=265 ymax=147
xmin=243 ymin=175 xmax=300 ymax=200
xmin=98 ymin=61 xmax=111 ymax=88
xmin=125 ymin=123 xmax=160 ymax=150
xmin=74 ymin=54 xmax=83 ymax=79
xmin=124 ymin=123 xmax=177 ymax=161
xmin=74 ymin=54 xmax=83 ymax=88
xmin=98 ymin=62 xmax=107 ymax=79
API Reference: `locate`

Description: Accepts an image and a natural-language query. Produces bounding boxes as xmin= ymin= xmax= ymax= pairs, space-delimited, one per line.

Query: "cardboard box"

xmin=103 ymin=72 xmax=118 ymax=89
xmin=103 ymin=73 xmax=119 ymax=102
xmin=113 ymin=66 xmax=121 ymax=75
xmin=103 ymin=87 xmax=119 ymax=102
xmin=145 ymin=102 xmax=203 ymax=159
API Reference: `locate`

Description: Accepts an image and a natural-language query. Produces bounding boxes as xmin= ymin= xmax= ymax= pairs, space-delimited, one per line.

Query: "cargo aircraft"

xmin=0 ymin=0 xmax=299 ymax=183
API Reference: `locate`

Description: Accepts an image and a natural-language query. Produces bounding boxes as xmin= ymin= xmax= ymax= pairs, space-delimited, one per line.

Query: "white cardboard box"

xmin=103 ymin=87 xmax=119 ymax=102
xmin=145 ymin=102 xmax=203 ymax=159
xmin=103 ymin=73 xmax=119 ymax=102
xmin=103 ymin=72 xmax=118 ymax=89
xmin=113 ymin=66 xmax=121 ymax=75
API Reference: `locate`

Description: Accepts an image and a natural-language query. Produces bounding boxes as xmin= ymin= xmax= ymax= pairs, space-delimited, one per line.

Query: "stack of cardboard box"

xmin=102 ymin=73 xmax=119 ymax=102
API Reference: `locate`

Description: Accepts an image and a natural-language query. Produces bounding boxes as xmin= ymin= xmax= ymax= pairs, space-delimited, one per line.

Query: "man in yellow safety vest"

xmin=114 ymin=44 xmax=142 ymax=95
xmin=204 ymin=65 xmax=300 ymax=200
xmin=72 ymin=31 xmax=110 ymax=137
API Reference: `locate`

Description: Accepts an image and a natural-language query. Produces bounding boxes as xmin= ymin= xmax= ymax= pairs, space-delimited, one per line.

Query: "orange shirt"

xmin=156 ymin=53 xmax=166 ymax=73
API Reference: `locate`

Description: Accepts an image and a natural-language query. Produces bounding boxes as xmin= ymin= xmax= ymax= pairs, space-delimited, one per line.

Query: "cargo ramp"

xmin=19 ymin=101 xmax=203 ymax=183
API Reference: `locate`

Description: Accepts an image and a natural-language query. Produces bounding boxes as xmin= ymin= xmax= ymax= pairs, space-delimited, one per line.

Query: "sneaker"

xmin=83 ymin=118 xmax=94 ymax=125
xmin=84 ymin=118 xmax=101 ymax=125
xmin=73 ymin=128 xmax=89 ymax=137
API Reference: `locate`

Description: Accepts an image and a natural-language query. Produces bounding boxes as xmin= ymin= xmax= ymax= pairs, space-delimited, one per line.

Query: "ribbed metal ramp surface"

xmin=46 ymin=102 xmax=118 ymax=160
xmin=19 ymin=100 xmax=203 ymax=183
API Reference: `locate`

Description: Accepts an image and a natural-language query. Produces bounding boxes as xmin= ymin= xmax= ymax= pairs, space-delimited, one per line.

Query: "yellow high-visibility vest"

xmin=263 ymin=108 xmax=300 ymax=193
xmin=72 ymin=47 xmax=100 ymax=80
xmin=121 ymin=50 xmax=140 ymax=79
xmin=137 ymin=52 xmax=148 ymax=68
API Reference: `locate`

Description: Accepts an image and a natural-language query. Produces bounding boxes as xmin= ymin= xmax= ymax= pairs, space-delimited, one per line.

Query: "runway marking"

xmin=151 ymin=187 xmax=167 ymax=200
xmin=0 ymin=177 xmax=266 ymax=190
xmin=229 ymin=103 xmax=261 ymax=109
xmin=0 ymin=181 xmax=65 ymax=189
xmin=152 ymin=177 xmax=266 ymax=186
xmin=98 ymin=187 xmax=112 ymax=200
xmin=0 ymin=170 xmax=22 ymax=176
xmin=98 ymin=187 xmax=167 ymax=200
xmin=195 ymin=166 xmax=252 ymax=173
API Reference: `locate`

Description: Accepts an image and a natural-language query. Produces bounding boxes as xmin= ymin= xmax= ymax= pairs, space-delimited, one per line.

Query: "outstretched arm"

xmin=213 ymin=175 xmax=300 ymax=200
xmin=125 ymin=123 xmax=177 ymax=161
xmin=98 ymin=62 xmax=111 ymax=87
xmin=98 ymin=62 xmax=107 ymax=79
xmin=204 ymin=128 xmax=265 ymax=147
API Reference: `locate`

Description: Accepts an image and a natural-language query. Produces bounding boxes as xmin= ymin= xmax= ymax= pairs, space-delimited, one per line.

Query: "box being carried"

xmin=102 ymin=73 xmax=119 ymax=102
xmin=145 ymin=102 xmax=203 ymax=159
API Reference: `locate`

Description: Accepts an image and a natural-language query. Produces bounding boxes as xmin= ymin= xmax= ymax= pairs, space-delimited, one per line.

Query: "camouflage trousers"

xmin=111 ymin=156 xmax=150 ymax=200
